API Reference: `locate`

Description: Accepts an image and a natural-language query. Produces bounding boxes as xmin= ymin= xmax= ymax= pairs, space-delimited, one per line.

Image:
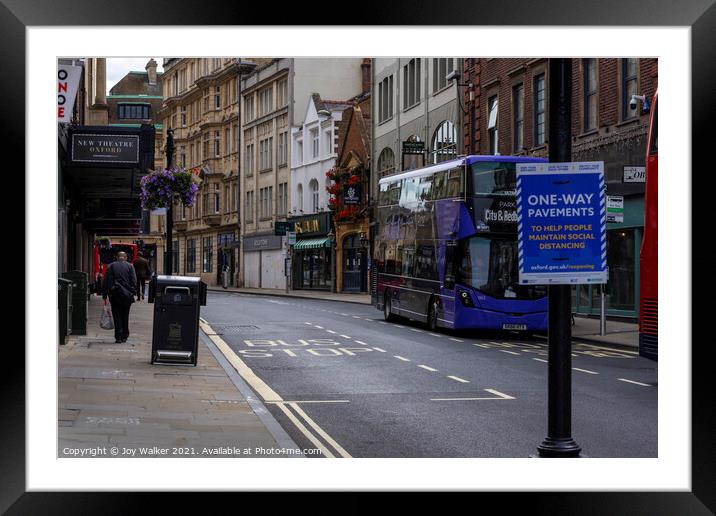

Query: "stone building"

xmin=239 ymin=58 xmax=364 ymax=290
xmin=462 ymin=57 xmax=658 ymax=319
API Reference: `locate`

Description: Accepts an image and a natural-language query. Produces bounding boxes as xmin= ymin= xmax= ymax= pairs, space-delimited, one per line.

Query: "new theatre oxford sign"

xmin=71 ymin=133 xmax=140 ymax=164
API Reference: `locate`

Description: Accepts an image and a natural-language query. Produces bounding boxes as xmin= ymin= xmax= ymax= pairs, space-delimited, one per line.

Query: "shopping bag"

xmin=100 ymin=301 xmax=114 ymax=330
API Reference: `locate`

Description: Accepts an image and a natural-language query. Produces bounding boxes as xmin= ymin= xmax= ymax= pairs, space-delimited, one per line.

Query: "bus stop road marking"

xmin=447 ymin=376 xmax=470 ymax=383
xmin=617 ymin=378 xmax=653 ymax=387
xmin=573 ymin=367 xmax=599 ymax=375
xmin=418 ymin=365 xmax=438 ymax=372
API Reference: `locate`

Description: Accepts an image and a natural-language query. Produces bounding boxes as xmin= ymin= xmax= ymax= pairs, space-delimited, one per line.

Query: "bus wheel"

xmin=384 ymin=293 xmax=396 ymax=322
xmin=427 ymin=298 xmax=439 ymax=332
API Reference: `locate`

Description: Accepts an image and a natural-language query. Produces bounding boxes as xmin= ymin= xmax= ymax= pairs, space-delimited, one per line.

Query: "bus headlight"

xmin=458 ymin=290 xmax=475 ymax=307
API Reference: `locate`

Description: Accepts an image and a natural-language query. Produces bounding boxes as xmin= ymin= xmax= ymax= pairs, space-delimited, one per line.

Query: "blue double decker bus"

xmin=374 ymin=155 xmax=548 ymax=333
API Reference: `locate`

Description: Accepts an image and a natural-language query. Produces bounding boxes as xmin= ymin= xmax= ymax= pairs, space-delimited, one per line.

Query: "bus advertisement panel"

xmin=374 ymin=155 xmax=548 ymax=334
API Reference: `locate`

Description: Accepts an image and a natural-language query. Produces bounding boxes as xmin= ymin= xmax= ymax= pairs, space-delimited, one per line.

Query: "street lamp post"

xmin=164 ymin=128 xmax=174 ymax=276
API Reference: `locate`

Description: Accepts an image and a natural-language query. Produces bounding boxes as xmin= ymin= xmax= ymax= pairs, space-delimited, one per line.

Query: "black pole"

xmin=537 ymin=58 xmax=582 ymax=458
xmin=165 ymin=128 xmax=174 ymax=276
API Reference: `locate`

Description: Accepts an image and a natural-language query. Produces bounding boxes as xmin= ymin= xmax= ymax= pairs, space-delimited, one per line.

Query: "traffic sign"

xmin=287 ymin=231 xmax=296 ymax=246
xmin=516 ymin=162 xmax=607 ymax=285
xmin=606 ymin=195 xmax=624 ymax=223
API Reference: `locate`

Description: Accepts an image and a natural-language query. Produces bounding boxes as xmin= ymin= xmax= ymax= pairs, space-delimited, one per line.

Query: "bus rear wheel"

xmin=384 ymin=293 xmax=397 ymax=322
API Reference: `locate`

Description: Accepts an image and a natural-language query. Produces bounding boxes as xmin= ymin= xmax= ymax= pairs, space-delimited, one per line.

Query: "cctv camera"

xmin=446 ymin=70 xmax=460 ymax=82
xmin=630 ymin=94 xmax=646 ymax=111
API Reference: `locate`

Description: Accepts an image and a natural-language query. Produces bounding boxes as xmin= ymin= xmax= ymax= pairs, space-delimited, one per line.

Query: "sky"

xmin=106 ymin=57 xmax=164 ymax=94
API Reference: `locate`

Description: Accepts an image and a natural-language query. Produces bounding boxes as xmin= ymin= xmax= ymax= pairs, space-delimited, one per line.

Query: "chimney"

xmin=146 ymin=58 xmax=158 ymax=85
xmin=361 ymin=58 xmax=371 ymax=95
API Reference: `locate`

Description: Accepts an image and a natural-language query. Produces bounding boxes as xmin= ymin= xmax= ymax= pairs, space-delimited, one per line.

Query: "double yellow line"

xmin=199 ymin=320 xmax=352 ymax=458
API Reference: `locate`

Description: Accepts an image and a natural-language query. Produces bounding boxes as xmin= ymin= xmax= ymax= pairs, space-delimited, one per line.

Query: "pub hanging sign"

xmin=71 ymin=134 xmax=140 ymax=164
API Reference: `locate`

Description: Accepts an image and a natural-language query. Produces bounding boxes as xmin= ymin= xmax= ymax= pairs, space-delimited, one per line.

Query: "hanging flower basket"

xmin=140 ymin=167 xmax=200 ymax=211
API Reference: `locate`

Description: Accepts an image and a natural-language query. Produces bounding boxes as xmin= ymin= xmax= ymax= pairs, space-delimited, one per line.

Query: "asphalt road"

xmin=200 ymin=291 xmax=657 ymax=458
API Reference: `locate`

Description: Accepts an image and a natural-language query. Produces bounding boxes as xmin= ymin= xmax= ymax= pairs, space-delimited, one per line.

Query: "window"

xmin=202 ymin=192 xmax=209 ymax=215
xmin=378 ymin=75 xmax=394 ymax=123
xmin=310 ymin=179 xmax=319 ymax=212
xmin=277 ymin=78 xmax=288 ymax=107
xmin=259 ymin=87 xmax=273 ymax=117
xmin=377 ymin=147 xmax=396 ymax=178
xmin=622 ymin=58 xmax=638 ymax=120
xmin=118 ymin=104 xmax=150 ymax=119
xmin=244 ymin=95 xmax=254 ymax=121
xmin=278 ymin=132 xmax=288 ymax=166
xmin=487 ymin=95 xmax=498 ymax=155
xmin=214 ymin=86 xmax=221 ymax=109
xmin=433 ymin=58 xmax=455 ymax=92
xmin=296 ymin=139 xmax=303 ymax=165
xmin=214 ymin=184 xmax=220 ymax=214
xmin=180 ymin=106 xmax=187 ymax=127
xmin=259 ymin=137 xmax=273 ymax=171
xmin=583 ymin=58 xmax=598 ymax=131
xmin=231 ymin=182 xmax=237 ymax=212
xmin=214 ymin=131 xmax=221 ymax=157
xmin=297 ymin=183 xmax=303 ymax=212
xmin=202 ymin=237 xmax=213 ymax=273
xmin=245 ymin=190 xmax=254 ymax=222
xmin=179 ymin=146 xmax=186 ymax=168
xmin=202 ymin=132 xmax=210 ymax=162
xmin=533 ymin=74 xmax=546 ymax=146
xmin=259 ymin=186 xmax=273 ymax=219
xmin=324 ymin=130 xmax=332 ymax=157
xmin=186 ymin=239 xmax=196 ymax=273
xmin=225 ymin=128 xmax=230 ymax=156
xmin=310 ymin=128 xmax=319 ymax=159
xmin=245 ymin=144 xmax=254 ymax=176
xmin=431 ymin=120 xmax=457 ymax=164
xmin=224 ymin=185 xmax=230 ymax=214
xmin=512 ymin=84 xmax=524 ymax=153
xmin=278 ymin=182 xmax=288 ymax=215
xmin=403 ymin=59 xmax=421 ymax=109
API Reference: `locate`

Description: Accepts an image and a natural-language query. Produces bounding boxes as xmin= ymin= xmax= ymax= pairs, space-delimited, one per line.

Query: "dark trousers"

xmin=109 ymin=296 xmax=132 ymax=341
xmin=137 ymin=278 xmax=147 ymax=300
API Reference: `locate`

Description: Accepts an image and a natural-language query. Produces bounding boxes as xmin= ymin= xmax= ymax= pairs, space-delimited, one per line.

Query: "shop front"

xmin=290 ymin=212 xmax=332 ymax=291
xmin=217 ymin=231 xmax=238 ymax=287
xmin=572 ymin=194 xmax=644 ymax=319
xmin=242 ymin=234 xmax=286 ymax=289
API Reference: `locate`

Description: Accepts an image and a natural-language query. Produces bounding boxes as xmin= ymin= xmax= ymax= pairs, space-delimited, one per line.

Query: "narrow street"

xmin=201 ymin=291 xmax=657 ymax=458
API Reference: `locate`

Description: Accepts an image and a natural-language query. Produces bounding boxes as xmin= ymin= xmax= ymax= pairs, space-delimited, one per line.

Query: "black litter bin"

xmin=148 ymin=275 xmax=207 ymax=366
xmin=58 ymin=277 xmax=73 ymax=345
xmin=62 ymin=271 xmax=88 ymax=335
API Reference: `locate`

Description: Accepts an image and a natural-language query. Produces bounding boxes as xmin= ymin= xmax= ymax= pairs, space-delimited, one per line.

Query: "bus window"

xmin=379 ymin=182 xmax=390 ymax=206
xmin=472 ymin=162 xmax=517 ymax=196
xmin=400 ymin=177 xmax=418 ymax=207
xmin=402 ymin=247 xmax=415 ymax=276
xmin=415 ymin=245 xmax=437 ymax=280
xmin=417 ymin=176 xmax=433 ymax=201
xmin=446 ymin=167 xmax=464 ymax=197
xmin=388 ymin=181 xmax=401 ymax=204
xmin=432 ymin=171 xmax=448 ymax=199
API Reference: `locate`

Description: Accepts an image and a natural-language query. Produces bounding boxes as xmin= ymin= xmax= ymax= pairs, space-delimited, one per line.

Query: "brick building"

xmin=463 ymin=57 xmax=658 ymax=319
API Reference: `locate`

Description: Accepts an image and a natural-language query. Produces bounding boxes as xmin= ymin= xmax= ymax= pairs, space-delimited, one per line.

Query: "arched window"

xmin=309 ymin=179 xmax=319 ymax=213
xmin=431 ymin=120 xmax=457 ymax=164
xmin=377 ymin=147 xmax=395 ymax=178
xmin=297 ymin=183 xmax=303 ymax=212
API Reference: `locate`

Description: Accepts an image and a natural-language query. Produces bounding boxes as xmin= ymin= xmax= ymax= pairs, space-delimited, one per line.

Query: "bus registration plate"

xmin=503 ymin=324 xmax=527 ymax=331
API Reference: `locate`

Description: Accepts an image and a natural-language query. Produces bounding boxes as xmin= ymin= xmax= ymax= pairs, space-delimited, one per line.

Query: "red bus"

xmin=91 ymin=240 xmax=139 ymax=294
xmin=639 ymin=90 xmax=658 ymax=360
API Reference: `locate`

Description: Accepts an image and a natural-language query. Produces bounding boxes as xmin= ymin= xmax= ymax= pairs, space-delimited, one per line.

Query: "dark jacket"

xmin=102 ymin=260 xmax=137 ymax=302
xmin=133 ymin=256 xmax=152 ymax=279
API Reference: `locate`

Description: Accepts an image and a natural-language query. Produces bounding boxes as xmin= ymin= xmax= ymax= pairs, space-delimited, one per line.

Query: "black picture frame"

xmin=7 ymin=0 xmax=713 ymax=512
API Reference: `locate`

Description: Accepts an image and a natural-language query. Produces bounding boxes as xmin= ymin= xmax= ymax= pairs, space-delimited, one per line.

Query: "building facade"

xmin=463 ymin=58 xmax=658 ymax=319
xmin=239 ymin=58 xmax=364 ymax=289
xmin=159 ymin=58 xmax=257 ymax=285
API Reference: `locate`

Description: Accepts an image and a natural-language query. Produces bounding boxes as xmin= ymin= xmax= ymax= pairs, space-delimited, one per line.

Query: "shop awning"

xmin=293 ymin=237 xmax=332 ymax=250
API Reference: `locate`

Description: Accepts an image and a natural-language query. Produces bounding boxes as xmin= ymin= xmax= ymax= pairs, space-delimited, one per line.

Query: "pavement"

xmin=58 ymin=294 xmax=300 ymax=457
xmin=208 ymin=286 xmax=638 ymax=348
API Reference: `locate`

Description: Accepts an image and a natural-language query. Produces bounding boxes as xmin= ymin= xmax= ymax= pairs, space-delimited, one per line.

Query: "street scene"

xmin=57 ymin=57 xmax=658 ymax=459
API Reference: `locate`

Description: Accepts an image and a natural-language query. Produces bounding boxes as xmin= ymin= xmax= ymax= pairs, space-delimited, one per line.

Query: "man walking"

xmin=102 ymin=251 xmax=137 ymax=343
xmin=133 ymin=251 xmax=152 ymax=301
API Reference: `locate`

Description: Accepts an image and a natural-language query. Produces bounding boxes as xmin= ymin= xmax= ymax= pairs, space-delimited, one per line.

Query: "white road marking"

xmin=449 ymin=338 xmax=464 ymax=343
xmin=304 ymin=322 xmax=313 ymax=325
xmin=378 ymin=321 xmax=387 ymax=325
xmin=395 ymin=324 xmax=405 ymax=328
xmin=578 ymin=342 xmax=639 ymax=356
xmin=418 ymin=365 xmax=438 ymax=372
xmin=447 ymin=376 xmax=470 ymax=383
xmin=326 ymin=330 xmax=337 ymax=334
xmin=340 ymin=335 xmax=351 ymax=339
xmin=352 ymin=316 xmax=361 ymax=319
xmin=431 ymin=389 xmax=515 ymax=401
xmin=429 ymin=333 xmax=442 ymax=338
xmin=618 ymin=378 xmax=652 ymax=387
xmin=268 ymin=400 xmax=350 ymax=404
xmin=500 ymin=350 xmax=521 ymax=356
xmin=340 ymin=313 xmax=349 ymax=316
xmin=484 ymin=389 xmax=516 ymax=399
xmin=394 ymin=355 xmax=411 ymax=362
xmin=315 ymin=325 xmax=324 ymax=329
xmin=573 ymin=367 xmax=599 ymax=375
xmin=355 ymin=340 xmax=368 ymax=346
xmin=533 ymin=358 xmax=549 ymax=363
xmin=473 ymin=343 xmax=491 ymax=348
xmin=372 ymin=347 xmax=387 ymax=352
xmin=410 ymin=328 xmax=424 ymax=333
